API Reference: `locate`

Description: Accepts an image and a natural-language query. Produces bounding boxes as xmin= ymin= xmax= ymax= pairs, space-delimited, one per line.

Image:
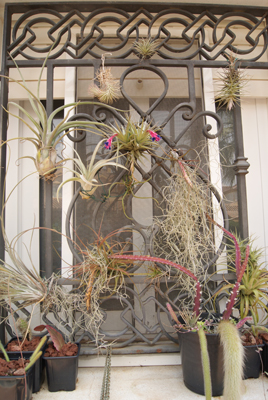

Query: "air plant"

xmin=133 ymin=37 xmax=159 ymax=59
xmin=215 ymin=53 xmax=248 ymax=110
xmin=0 ymin=235 xmax=48 ymax=309
xmin=215 ymin=236 xmax=268 ymax=324
xmin=104 ymin=117 xmax=161 ymax=176
xmin=56 ymin=139 xmax=127 ymax=200
xmin=89 ymin=54 xmax=121 ymax=104
xmin=2 ymin=52 xmax=118 ymax=179
xmin=153 ymin=155 xmax=217 ymax=305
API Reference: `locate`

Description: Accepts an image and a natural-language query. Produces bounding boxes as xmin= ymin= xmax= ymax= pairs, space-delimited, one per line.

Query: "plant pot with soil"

xmin=177 ymin=313 xmax=224 ymax=397
xmin=35 ymin=324 xmax=80 ymax=392
xmin=240 ymin=330 xmax=264 ymax=379
xmin=0 ymin=337 xmax=45 ymax=400
xmin=5 ymin=335 xmax=48 ymax=393
xmin=167 ymin=224 xmax=251 ymax=400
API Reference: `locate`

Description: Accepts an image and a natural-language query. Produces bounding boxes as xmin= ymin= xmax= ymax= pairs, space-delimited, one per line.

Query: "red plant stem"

xmin=206 ymin=214 xmax=241 ymax=278
xmin=177 ymin=160 xmax=193 ymax=188
xmin=222 ymin=244 xmax=250 ymax=320
xmin=110 ymin=254 xmax=201 ymax=317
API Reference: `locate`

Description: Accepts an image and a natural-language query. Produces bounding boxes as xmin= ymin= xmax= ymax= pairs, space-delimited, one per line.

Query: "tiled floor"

xmin=33 ymin=363 xmax=268 ymax=400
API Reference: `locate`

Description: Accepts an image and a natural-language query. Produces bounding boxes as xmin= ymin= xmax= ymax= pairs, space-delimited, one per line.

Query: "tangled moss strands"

xmin=153 ymin=164 xmax=218 ymax=306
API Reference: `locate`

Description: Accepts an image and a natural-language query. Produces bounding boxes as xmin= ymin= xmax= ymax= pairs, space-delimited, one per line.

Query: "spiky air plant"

xmin=133 ymin=37 xmax=159 ymax=59
xmin=2 ymin=52 xmax=119 ymax=179
xmin=56 ymin=139 xmax=127 ymax=200
xmin=0 ymin=232 xmax=48 ymax=309
xmin=89 ymin=54 xmax=121 ymax=104
xmin=215 ymin=236 xmax=268 ymax=325
xmin=104 ymin=117 xmax=161 ymax=176
xmin=215 ymin=53 xmax=248 ymax=110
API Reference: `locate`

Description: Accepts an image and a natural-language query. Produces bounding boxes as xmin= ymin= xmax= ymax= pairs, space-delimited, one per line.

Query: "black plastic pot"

xmin=243 ymin=344 xmax=264 ymax=379
xmin=262 ymin=342 xmax=268 ymax=374
xmin=43 ymin=342 xmax=80 ymax=392
xmin=5 ymin=336 xmax=48 ymax=393
xmin=178 ymin=329 xmax=224 ymax=396
xmin=0 ymin=364 xmax=34 ymax=400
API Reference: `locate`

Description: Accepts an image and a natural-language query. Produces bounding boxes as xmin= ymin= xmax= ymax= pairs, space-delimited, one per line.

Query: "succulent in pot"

xmin=34 ymin=324 xmax=80 ymax=392
xmin=0 ymin=337 xmax=46 ymax=400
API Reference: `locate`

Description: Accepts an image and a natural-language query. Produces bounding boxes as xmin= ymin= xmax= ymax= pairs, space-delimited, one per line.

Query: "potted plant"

xmin=0 ymin=337 xmax=46 ymax=400
xmin=165 ymin=223 xmax=250 ymax=400
xmin=34 ymin=324 xmax=80 ymax=392
xmin=5 ymin=318 xmax=48 ymax=393
xmin=215 ymin=236 xmax=268 ymax=380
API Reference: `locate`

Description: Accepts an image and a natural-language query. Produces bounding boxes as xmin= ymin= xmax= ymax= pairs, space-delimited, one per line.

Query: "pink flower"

xmin=148 ymin=130 xmax=161 ymax=142
xmin=104 ymin=133 xmax=118 ymax=150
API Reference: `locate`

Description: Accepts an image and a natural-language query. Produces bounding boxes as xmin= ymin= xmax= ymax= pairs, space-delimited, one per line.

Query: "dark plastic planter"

xmin=262 ymin=342 xmax=268 ymax=374
xmin=43 ymin=342 xmax=80 ymax=392
xmin=178 ymin=330 xmax=224 ymax=396
xmin=243 ymin=344 xmax=264 ymax=379
xmin=5 ymin=336 xmax=48 ymax=393
xmin=0 ymin=364 xmax=34 ymax=400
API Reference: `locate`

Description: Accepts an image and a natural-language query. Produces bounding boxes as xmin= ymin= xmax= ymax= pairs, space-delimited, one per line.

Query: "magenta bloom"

xmin=104 ymin=133 xmax=118 ymax=150
xmin=148 ymin=130 xmax=161 ymax=142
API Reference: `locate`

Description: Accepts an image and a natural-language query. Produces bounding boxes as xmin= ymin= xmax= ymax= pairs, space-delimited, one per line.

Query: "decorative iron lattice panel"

xmin=6 ymin=5 xmax=268 ymax=62
xmin=1 ymin=2 xmax=266 ymax=352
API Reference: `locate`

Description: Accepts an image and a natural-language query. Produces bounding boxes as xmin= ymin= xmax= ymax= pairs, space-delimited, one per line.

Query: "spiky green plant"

xmin=56 ymin=139 xmax=127 ymax=200
xmin=133 ymin=37 xmax=159 ymax=59
xmin=215 ymin=53 xmax=248 ymax=110
xmin=104 ymin=117 xmax=160 ymax=175
xmin=215 ymin=236 xmax=268 ymax=324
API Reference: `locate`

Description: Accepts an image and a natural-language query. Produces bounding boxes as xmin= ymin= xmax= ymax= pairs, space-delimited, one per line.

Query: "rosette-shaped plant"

xmin=104 ymin=118 xmax=161 ymax=175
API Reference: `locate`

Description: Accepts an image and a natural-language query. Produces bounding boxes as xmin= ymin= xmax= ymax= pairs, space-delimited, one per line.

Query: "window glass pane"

xmin=217 ymin=108 xmax=239 ymax=233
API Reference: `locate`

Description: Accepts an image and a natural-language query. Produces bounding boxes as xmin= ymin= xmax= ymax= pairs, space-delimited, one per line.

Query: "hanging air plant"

xmin=89 ymin=54 xmax=121 ymax=104
xmin=215 ymin=53 xmax=248 ymax=110
xmin=104 ymin=117 xmax=161 ymax=176
xmin=133 ymin=37 xmax=159 ymax=60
